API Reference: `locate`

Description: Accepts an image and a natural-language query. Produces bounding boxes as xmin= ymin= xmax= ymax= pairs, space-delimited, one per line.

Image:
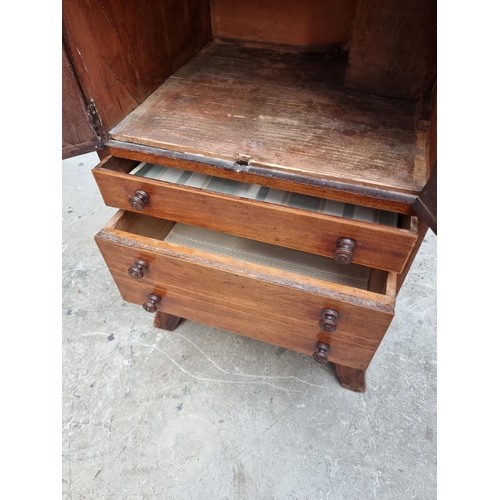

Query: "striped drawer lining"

xmin=131 ymin=162 xmax=398 ymax=227
xmin=165 ymin=223 xmax=370 ymax=289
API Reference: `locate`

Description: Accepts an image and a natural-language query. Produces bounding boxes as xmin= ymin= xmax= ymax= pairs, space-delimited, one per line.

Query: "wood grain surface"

xmin=210 ymin=0 xmax=357 ymax=49
xmin=110 ymin=42 xmax=423 ymax=194
xmin=62 ymin=0 xmax=211 ymax=131
xmin=93 ymin=156 xmax=418 ymax=273
xmin=345 ymin=0 xmax=436 ymax=100
xmin=62 ymin=41 xmax=100 ymax=158
xmin=111 ymin=274 xmax=382 ymax=370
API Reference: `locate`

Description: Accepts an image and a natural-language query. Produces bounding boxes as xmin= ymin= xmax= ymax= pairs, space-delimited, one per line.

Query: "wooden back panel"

xmin=209 ymin=0 xmax=358 ymax=49
xmin=345 ymin=0 xmax=436 ymax=100
xmin=62 ymin=0 xmax=211 ymax=132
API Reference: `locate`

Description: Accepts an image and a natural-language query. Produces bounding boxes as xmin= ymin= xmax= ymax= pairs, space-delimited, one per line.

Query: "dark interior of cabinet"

xmin=63 ymin=0 xmax=436 ymax=190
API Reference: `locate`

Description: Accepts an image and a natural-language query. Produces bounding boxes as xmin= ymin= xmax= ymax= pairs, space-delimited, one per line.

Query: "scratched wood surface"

xmin=62 ymin=0 xmax=211 ymax=131
xmin=110 ymin=42 xmax=422 ymax=194
xmin=62 ymin=41 xmax=100 ymax=158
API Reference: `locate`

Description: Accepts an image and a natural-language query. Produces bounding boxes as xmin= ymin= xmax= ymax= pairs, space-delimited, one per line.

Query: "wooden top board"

xmin=110 ymin=42 xmax=424 ymax=195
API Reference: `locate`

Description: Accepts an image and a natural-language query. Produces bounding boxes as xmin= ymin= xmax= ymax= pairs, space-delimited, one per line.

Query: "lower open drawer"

xmin=95 ymin=210 xmax=397 ymax=370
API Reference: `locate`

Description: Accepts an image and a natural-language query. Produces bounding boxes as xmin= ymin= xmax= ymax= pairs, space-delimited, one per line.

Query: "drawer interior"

xmin=130 ymin=162 xmax=399 ymax=227
xmin=111 ymin=211 xmax=392 ymax=296
xmin=99 ymin=157 xmax=414 ymax=231
xmin=164 ymin=222 xmax=371 ymax=288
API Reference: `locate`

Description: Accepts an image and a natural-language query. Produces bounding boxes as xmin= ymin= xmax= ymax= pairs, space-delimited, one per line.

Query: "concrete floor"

xmin=62 ymin=152 xmax=437 ymax=500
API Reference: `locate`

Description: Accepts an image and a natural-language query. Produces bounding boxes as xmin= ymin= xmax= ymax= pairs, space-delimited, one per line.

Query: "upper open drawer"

xmin=93 ymin=156 xmax=418 ymax=273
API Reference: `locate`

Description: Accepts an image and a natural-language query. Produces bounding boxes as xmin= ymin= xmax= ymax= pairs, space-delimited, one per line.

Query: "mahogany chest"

xmin=63 ymin=0 xmax=436 ymax=391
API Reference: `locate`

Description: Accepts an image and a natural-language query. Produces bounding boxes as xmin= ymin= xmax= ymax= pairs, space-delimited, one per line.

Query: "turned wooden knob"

xmin=313 ymin=342 xmax=330 ymax=364
xmin=334 ymin=238 xmax=357 ymax=264
xmin=128 ymin=259 xmax=149 ymax=279
xmin=143 ymin=294 xmax=161 ymax=313
xmin=128 ymin=189 xmax=151 ymax=211
xmin=318 ymin=309 xmax=339 ymax=332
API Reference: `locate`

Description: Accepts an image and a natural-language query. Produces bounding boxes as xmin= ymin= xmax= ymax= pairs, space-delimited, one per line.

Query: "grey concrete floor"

xmin=62 ymin=152 xmax=437 ymax=500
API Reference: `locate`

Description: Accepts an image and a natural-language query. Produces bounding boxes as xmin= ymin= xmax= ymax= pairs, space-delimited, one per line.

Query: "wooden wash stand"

xmin=63 ymin=0 xmax=437 ymax=392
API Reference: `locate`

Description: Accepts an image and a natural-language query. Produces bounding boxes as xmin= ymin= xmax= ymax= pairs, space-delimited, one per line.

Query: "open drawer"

xmin=93 ymin=156 xmax=418 ymax=273
xmin=95 ymin=210 xmax=397 ymax=370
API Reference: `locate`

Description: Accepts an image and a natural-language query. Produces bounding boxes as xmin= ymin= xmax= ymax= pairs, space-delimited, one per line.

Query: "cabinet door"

xmin=62 ymin=41 xmax=102 ymax=159
xmin=414 ymin=83 xmax=437 ymax=235
xmin=414 ymin=162 xmax=437 ymax=234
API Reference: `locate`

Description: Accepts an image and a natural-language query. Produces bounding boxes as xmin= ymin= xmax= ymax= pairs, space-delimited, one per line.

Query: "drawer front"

xmin=95 ymin=214 xmax=396 ymax=370
xmin=112 ymin=276 xmax=384 ymax=370
xmin=93 ymin=156 xmax=418 ymax=273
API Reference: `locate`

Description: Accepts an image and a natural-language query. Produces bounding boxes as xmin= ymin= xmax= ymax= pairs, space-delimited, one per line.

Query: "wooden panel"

xmin=396 ymin=218 xmax=429 ymax=294
xmin=210 ymin=0 xmax=357 ymax=49
xmin=112 ymin=275 xmax=382 ymax=370
xmin=62 ymin=0 xmax=211 ymax=132
xmin=96 ymin=239 xmax=395 ymax=327
xmin=62 ymin=41 xmax=100 ymax=158
xmin=345 ymin=0 xmax=437 ymax=100
xmin=414 ymin=164 xmax=436 ymax=235
xmin=93 ymin=157 xmax=418 ymax=273
xmin=110 ymin=42 xmax=423 ymax=194
xmin=426 ymin=83 xmax=437 ymax=177
xmin=413 ymin=83 xmax=436 ymax=233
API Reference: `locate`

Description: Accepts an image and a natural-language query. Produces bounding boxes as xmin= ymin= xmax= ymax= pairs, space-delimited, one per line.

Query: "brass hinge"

xmin=87 ymin=99 xmax=104 ymax=137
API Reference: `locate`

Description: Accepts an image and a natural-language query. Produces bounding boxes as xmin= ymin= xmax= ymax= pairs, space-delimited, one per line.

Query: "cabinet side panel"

xmin=210 ymin=0 xmax=358 ymax=49
xmin=62 ymin=0 xmax=211 ymax=132
xmin=345 ymin=0 xmax=436 ymax=99
xmin=396 ymin=219 xmax=429 ymax=293
xmin=426 ymin=83 xmax=437 ymax=175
